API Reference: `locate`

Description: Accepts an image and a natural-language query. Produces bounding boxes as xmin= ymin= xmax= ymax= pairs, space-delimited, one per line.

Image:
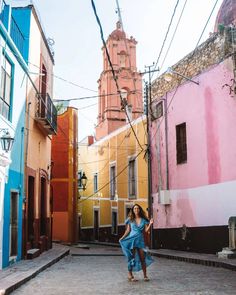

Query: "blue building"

xmin=0 ymin=0 xmax=28 ymax=268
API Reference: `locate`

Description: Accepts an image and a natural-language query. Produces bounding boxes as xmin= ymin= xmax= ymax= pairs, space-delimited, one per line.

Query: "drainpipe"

xmin=164 ymin=94 xmax=169 ymax=190
xmin=157 ymin=120 xmax=162 ymax=193
xmin=25 ymin=102 xmax=31 ymax=169
xmin=22 ymin=101 xmax=31 ymax=257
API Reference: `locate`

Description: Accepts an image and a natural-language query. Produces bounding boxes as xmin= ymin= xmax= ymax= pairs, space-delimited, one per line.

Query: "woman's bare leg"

xmin=137 ymin=248 xmax=147 ymax=278
xmin=128 ymin=248 xmax=136 ymax=279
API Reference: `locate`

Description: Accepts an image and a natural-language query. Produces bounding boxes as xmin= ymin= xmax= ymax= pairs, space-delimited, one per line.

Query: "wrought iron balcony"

xmin=35 ymin=93 xmax=57 ymax=135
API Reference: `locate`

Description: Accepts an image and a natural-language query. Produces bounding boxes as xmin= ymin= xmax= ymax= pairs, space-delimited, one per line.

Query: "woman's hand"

xmin=149 ymin=218 xmax=154 ymax=225
xmin=119 ymin=237 xmax=123 ymax=242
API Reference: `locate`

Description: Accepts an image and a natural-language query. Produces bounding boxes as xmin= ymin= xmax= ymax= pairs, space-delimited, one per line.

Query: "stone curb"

xmin=0 ymin=248 xmax=70 ymax=295
xmin=78 ymin=241 xmax=120 ymax=247
xmin=71 ymin=253 xmax=123 ymax=257
xmin=149 ymin=251 xmax=236 ymax=271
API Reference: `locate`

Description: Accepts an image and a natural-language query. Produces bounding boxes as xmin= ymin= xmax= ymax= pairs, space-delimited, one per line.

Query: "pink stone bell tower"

xmin=95 ymin=21 xmax=143 ymax=140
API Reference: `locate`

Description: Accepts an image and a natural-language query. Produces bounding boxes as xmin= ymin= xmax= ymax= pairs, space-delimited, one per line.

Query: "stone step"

xmin=27 ymin=248 xmax=41 ymax=259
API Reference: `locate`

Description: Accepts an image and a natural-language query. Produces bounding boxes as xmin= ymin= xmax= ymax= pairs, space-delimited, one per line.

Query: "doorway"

xmin=93 ymin=209 xmax=99 ymax=241
xmin=10 ymin=191 xmax=18 ymax=257
xmin=40 ymin=177 xmax=47 ymax=236
xmin=27 ymin=176 xmax=35 ymax=246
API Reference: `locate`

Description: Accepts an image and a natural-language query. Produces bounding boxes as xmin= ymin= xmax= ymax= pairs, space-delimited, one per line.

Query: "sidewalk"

xmin=0 ymin=243 xmax=69 ymax=295
xmin=79 ymin=240 xmax=236 ymax=271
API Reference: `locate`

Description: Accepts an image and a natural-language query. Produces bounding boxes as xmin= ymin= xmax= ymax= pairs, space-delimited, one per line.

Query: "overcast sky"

xmin=20 ymin=0 xmax=223 ymax=140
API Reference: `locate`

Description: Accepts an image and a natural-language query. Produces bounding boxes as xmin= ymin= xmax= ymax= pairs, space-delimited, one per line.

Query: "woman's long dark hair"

xmin=128 ymin=204 xmax=149 ymax=222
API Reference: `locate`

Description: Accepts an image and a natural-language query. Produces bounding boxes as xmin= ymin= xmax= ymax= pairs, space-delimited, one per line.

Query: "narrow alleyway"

xmin=11 ymin=245 xmax=236 ymax=295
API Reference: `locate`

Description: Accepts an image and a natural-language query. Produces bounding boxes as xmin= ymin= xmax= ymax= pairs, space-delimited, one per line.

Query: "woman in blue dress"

xmin=119 ymin=204 xmax=154 ymax=282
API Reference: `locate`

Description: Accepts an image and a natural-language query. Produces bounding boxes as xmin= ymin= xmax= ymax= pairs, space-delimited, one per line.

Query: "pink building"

xmin=150 ymin=0 xmax=236 ymax=253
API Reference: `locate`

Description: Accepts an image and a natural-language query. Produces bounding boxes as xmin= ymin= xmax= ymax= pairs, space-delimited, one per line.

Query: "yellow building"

xmin=78 ymin=117 xmax=148 ymax=242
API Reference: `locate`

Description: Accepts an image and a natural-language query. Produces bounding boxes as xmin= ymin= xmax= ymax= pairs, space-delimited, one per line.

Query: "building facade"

xmin=0 ymin=0 xmax=29 ymax=268
xmin=79 ymin=117 xmax=148 ymax=242
xmin=79 ymin=22 xmax=148 ymax=243
xmin=150 ymin=0 xmax=236 ymax=253
xmin=12 ymin=5 xmax=57 ymax=258
xmin=51 ymin=106 xmax=78 ymax=244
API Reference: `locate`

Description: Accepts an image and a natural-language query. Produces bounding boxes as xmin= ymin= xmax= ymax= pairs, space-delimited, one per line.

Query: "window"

xmin=120 ymin=89 xmax=128 ymax=110
xmin=0 ymin=56 xmax=12 ymax=119
xmin=125 ymin=206 xmax=132 ymax=218
xmin=110 ymin=165 xmax=116 ymax=200
xmin=111 ymin=211 xmax=118 ymax=235
xmin=94 ymin=173 xmax=98 ymax=193
xmin=176 ymin=123 xmax=187 ymax=164
xmin=128 ymin=159 xmax=136 ymax=198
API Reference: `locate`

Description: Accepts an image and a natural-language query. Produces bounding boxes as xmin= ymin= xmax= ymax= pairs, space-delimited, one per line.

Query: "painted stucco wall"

xmin=79 ymin=117 xmax=148 ymax=233
xmin=26 ymin=7 xmax=53 ymax=220
xmin=52 ymin=107 xmax=78 ymax=243
xmin=0 ymin=14 xmax=27 ymax=267
xmin=151 ymin=56 xmax=236 ymax=229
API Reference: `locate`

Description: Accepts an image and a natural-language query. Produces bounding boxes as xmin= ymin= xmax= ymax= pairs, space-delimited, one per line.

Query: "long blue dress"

xmin=119 ymin=218 xmax=154 ymax=272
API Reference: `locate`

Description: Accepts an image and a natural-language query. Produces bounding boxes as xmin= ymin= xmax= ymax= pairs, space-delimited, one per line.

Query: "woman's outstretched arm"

xmin=145 ymin=218 xmax=154 ymax=233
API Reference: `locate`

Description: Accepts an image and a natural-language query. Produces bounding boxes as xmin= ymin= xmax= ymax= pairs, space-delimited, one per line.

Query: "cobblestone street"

xmin=11 ymin=245 xmax=236 ymax=295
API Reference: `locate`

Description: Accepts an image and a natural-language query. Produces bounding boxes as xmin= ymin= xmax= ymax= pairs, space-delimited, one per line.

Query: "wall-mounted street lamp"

xmin=0 ymin=129 xmax=14 ymax=153
xmin=164 ymin=67 xmax=199 ymax=85
xmin=80 ymin=172 xmax=88 ymax=191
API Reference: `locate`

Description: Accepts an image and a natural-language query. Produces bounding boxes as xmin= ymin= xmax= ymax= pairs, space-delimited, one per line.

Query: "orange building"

xmin=23 ymin=5 xmax=57 ymax=258
xmin=51 ymin=107 xmax=78 ymax=243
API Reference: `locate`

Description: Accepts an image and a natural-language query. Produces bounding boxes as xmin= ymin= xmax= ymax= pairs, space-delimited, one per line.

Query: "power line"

xmin=151 ymin=0 xmax=181 ymax=80
xmin=0 ymin=44 xmax=98 ymax=95
xmin=27 ymin=60 xmax=97 ymax=93
xmin=53 ymin=89 xmax=142 ymax=102
xmin=115 ymin=0 xmax=148 ymax=142
xmin=91 ymin=0 xmax=144 ymax=152
xmin=78 ymin=149 xmax=143 ymax=204
xmin=149 ymin=0 xmax=220 ymax=143
xmin=158 ymin=0 xmax=188 ymax=76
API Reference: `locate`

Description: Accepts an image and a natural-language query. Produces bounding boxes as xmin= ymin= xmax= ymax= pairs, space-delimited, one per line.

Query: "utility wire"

xmin=78 ymin=149 xmax=143 ymax=204
xmin=53 ymin=89 xmax=142 ymax=102
xmin=115 ymin=0 xmax=147 ymax=140
xmin=158 ymin=0 xmax=188 ymax=75
xmin=0 ymin=44 xmax=98 ymax=94
xmin=91 ymin=0 xmax=144 ymax=152
xmin=151 ymin=0 xmax=180 ymax=80
xmin=150 ymin=0 xmax=220 ymax=143
xmin=27 ymin=60 xmax=97 ymax=93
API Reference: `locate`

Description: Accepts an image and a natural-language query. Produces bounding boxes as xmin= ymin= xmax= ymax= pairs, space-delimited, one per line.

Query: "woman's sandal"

xmin=128 ymin=276 xmax=138 ymax=282
xmin=144 ymin=276 xmax=150 ymax=282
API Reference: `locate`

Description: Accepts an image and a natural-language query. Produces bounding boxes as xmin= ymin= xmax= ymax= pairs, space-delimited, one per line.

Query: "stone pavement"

xmin=79 ymin=241 xmax=236 ymax=271
xmin=0 ymin=243 xmax=69 ymax=295
xmin=70 ymin=243 xmax=123 ymax=256
xmin=10 ymin=249 xmax=236 ymax=295
xmin=0 ymin=242 xmax=236 ymax=294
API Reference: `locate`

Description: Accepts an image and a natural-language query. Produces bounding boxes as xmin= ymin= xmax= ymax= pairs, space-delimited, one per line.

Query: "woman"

xmin=119 ymin=204 xmax=154 ymax=282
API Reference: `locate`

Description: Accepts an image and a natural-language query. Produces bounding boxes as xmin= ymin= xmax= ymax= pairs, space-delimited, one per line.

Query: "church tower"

xmin=95 ymin=21 xmax=143 ymax=140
